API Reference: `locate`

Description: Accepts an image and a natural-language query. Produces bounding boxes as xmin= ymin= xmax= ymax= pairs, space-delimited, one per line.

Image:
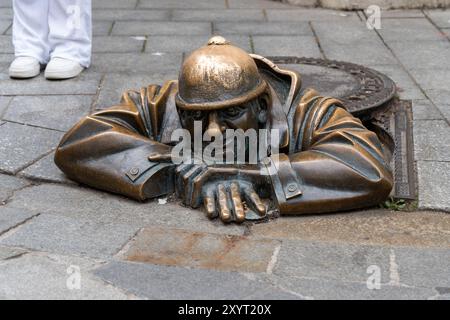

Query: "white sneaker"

xmin=44 ymin=57 xmax=84 ymax=80
xmin=9 ymin=57 xmax=41 ymax=79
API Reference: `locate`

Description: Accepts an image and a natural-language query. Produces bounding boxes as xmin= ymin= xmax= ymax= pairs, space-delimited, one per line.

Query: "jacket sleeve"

xmin=263 ymin=89 xmax=393 ymax=214
xmin=54 ymin=83 xmax=177 ymax=201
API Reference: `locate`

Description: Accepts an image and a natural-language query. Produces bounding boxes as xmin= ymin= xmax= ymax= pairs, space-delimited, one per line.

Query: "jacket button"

xmin=129 ymin=167 xmax=140 ymax=175
xmin=287 ymin=183 xmax=298 ymax=193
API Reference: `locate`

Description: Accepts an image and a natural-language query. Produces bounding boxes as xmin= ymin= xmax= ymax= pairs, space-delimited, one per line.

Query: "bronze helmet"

xmin=176 ymin=36 xmax=267 ymax=111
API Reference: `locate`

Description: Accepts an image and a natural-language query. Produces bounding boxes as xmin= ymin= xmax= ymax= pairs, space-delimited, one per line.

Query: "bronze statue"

xmin=54 ymin=36 xmax=393 ymax=223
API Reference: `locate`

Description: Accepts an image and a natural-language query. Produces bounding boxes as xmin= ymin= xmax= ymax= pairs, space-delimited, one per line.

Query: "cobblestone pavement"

xmin=0 ymin=0 xmax=449 ymax=299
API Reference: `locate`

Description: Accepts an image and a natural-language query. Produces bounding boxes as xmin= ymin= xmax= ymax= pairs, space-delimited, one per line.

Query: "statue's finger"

xmin=175 ymin=164 xmax=192 ymax=197
xmin=190 ymin=167 xmax=215 ymax=207
xmin=148 ymin=152 xmax=173 ymax=162
xmin=244 ymin=186 xmax=266 ymax=216
xmin=203 ymin=188 xmax=217 ymax=219
xmin=230 ymin=182 xmax=245 ymax=223
xmin=183 ymin=165 xmax=204 ymax=206
xmin=217 ymin=184 xmax=232 ymax=223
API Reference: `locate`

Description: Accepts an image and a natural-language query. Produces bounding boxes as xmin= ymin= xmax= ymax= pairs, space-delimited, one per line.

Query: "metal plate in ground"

xmin=270 ymin=57 xmax=397 ymax=116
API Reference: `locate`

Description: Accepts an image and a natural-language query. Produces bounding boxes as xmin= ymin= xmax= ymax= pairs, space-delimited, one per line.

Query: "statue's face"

xmin=178 ymin=95 xmax=268 ymax=142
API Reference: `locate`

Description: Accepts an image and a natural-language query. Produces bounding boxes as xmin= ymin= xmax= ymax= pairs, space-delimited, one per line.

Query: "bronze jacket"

xmin=55 ymin=55 xmax=393 ymax=215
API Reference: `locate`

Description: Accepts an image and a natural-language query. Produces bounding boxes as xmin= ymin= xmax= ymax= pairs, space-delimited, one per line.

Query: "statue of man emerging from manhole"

xmin=55 ymin=36 xmax=393 ymax=223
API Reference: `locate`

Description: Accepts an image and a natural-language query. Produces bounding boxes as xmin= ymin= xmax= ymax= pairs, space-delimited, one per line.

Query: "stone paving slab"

xmin=266 ymin=8 xmax=359 ymax=21
xmin=146 ymin=35 xmax=252 ymax=54
xmin=311 ymin=20 xmax=380 ymax=45
xmin=269 ymin=274 xmax=437 ymax=300
xmin=19 ymin=152 xmax=74 ymax=184
xmin=379 ymin=18 xmax=446 ymax=42
xmin=249 ymin=210 xmax=450 ymax=248
xmin=92 ymin=0 xmax=138 ymax=9
xmin=0 ymin=35 xmax=12 ymax=53
xmin=409 ymin=68 xmax=450 ymax=92
xmin=0 ymin=0 xmax=12 ymax=7
xmin=5 ymin=183 xmax=246 ymax=236
xmin=112 ymin=21 xmax=211 ymax=36
xmin=369 ymin=65 xmax=426 ymax=101
xmin=274 ymin=240 xmax=391 ymax=284
xmin=413 ymin=120 xmax=450 ymax=161
xmin=0 ymin=207 xmax=37 ymax=235
xmin=0 ymin=173 xmax=30 ymax=204
xmin=94 ymin=73 xmax=178 ymax=109
xmin=172 ymin=9 xmax=265 ymax=22
xmin=412 ymin=99 xmax=445 ymax=120
xmin=252 ymin=35 xmax=322 ymax=57
xmin=417 ymin=161 xmax=450 ymax=211
xmin=92 ymin=21 xmax=114 ymax=36
xmin=228 ymin=0 xmax=292 ymax=9
xmin=90 ymin=53 xmax=182 ymax=73
xmin=0 ymin=213 xmax=140 ymax=259
xmin=0 ymin=122 xmax=63 ymax=174
xmin=94 ymin=261 xmax=271 ymax=300
xmin=381 ymin=9 xmax=425 ymax=18
xmin=3 ymin=95 xmax=93 ymax=131
xmin=139 ymin=0 xmax=226 ymax=9
xmin=425 ymin=10 xmax=450 ymax=28
xmin=0 ymin=245 xmax=27 ymax=260
xmin=0 ymin=72 xmax=101 ymax=95
xmin=92 ymin=36 xmax=145 ymax=53
xmin=0 ymin=251 xmax=132 ymax=299
xmin=0 ymin=19 xmax=10 ymax=34
xmin=92 ymin=9 xmax=169 ymax=21
xmin=121 ymin=227 xmax=279 ymax=273
xmin=214 ymin=21 xmax=312 ymax=36
xmin=0 ymin=96 xmax=11 ymax=117
xmin=0 ymin=8 xmax=12 ymax=20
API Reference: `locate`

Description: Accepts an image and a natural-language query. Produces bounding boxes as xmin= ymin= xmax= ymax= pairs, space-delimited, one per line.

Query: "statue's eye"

xmin=222 ymin=107 xmax=241 ymax=118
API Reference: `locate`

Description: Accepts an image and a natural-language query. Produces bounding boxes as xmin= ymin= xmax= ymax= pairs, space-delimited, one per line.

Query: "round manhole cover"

xmin=270 ymin=57 xmax=396 ymax=115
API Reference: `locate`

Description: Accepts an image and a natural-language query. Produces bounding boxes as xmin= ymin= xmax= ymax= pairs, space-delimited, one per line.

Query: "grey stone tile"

xmin=0 ymin=173 xmax=30 ymax=203
xmin=94 ymin=261 xmax=268 ymax=299
xmin=243 ymin=287 xmax=304 ymax=300
xmin=3 ymin=95 xmax=93 ymax=131
xmin=272 ymin=275 xmax=436 ymax=300
xmin=6 ymin=184 xmax=246 ymax=236
xmin=417 ymin=161 xmax=450 ymax=211
xmin=214 ymin=21 xmax=312 ymax=36
xmin=112 ymin=21 xmax=211 ymax=36
xmin=411 ymin=99 xmax=444 ymax=120
xmin=252 ymin=35 xmax=321 ymax=57
xmin=321 ymin=41 xmax=398 ymax=66
xmin=122 ymin=226 xmax=279 ymax=273
xmin=0 ymin=252 xmax=131 ymax=299
xmin=249 ymin=209 xmax=450 ymax=248
xmin=0 ymin=122 xmax=63 ymax=174
xmin=369 ymin=65 xmax=426 ymax=100
xmin=92 ymin=9 xmax=169 ymax=21
xmin=0 ymin=207 xmax=37 ymax=235
xmin=379 ymin=18 xmax=446 ymax=42
xmin=394 ymin=247 xmax=450 ymax=288
xmin=0 ymin=246 xmax=27 ymax=260
xmin=0 ymin=72 xmax=101 ymax=95
xmin=0 ymin=8 xmax=12 ymax=20
xmin=388 ymin=41 xmax=450 ymax=70
xmin=146 ymin=35 xmax=251 ymax=54
xmin=0 ymin=0 xmax=10 ymax=7
xmin=311 ymin=20 xmax=381 ymax=45
xmin=274 ymin=240 xmax=391 ymax=284
xmin=93 ymin=36 xmax=145 ymax=53
xmin=138 ymin=0 xmax=226 ymax=9
xmin=228 ymin=0 xmax=292 ymax=8
xmin=425 ymin=9 xmax=450 ymax=28
xmin=95 ymin=73 xmax=178 ymax=109
xmin=426 ymin=90 xmax=450 ymax=122
xmin=19 ymin=152 xmax=73 ymax=184
xmin=0 ymin=96 xmax=11 ymax=117
xmin=266 ymin=8 xmax=359 ymax=21
xmin=413 ymin=120 xmax=450 ymax=161
xmin=0 ymin=213 xmax=139 ymax=259
xmin=93 ymin=21 xmax=113 ymax=36
xmin=92 ymin=0 xmax=138 ymax=9
xmin=90 ymin=53 xmax=182 ymax=73
xmin=409 ymin=68 xmax=450 ymax=91
xmin=172 ymin=9 xmax=265 ymax=22
xmin=381 ymin=10 xmax=425 ymax=18
xmin=0 ymin=35 xmax=12 ymax=53
xmin=0 ymin=20 xmax=11 ymax=34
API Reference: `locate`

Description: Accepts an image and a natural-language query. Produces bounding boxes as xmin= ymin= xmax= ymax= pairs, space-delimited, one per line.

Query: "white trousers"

xmin=12 ymin=0 xmax=92 ymax=67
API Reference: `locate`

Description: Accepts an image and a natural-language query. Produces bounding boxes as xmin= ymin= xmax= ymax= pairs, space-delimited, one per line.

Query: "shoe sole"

xmin=44 ymin=69 xmax=83 ymax=80
xmin=9 ymin=66 xmax=40 ymax=79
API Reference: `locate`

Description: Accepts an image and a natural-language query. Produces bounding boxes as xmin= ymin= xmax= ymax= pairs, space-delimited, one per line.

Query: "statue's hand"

xmin=175 ymin=164 xmax=270 ymax=223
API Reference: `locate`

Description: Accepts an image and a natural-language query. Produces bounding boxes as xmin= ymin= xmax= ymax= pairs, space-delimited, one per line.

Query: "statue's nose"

xmin=204 ymin=112 xmax=224 ymax=140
